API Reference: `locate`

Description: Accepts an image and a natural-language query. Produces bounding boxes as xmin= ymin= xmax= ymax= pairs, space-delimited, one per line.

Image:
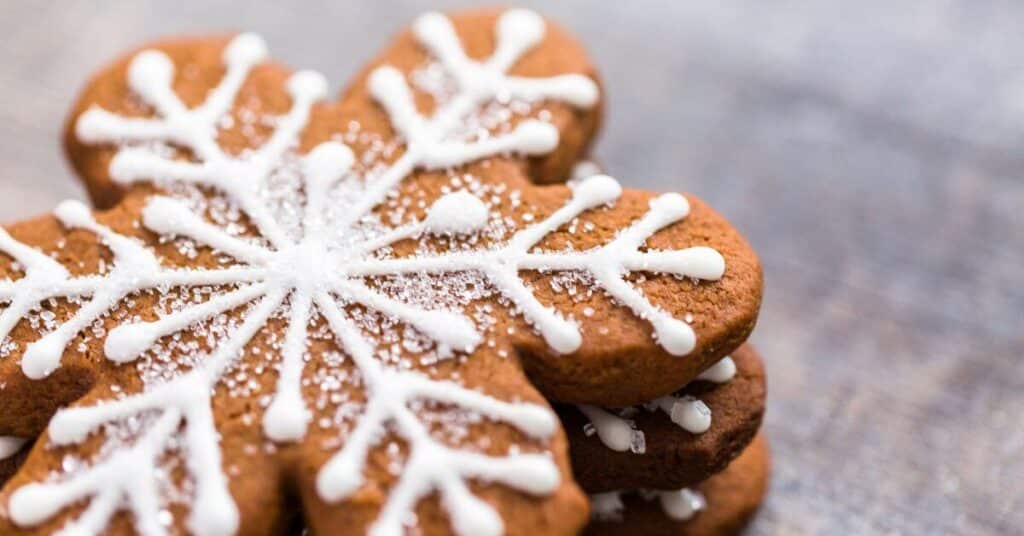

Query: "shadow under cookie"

xmin=585 ymin=433 xmax=770 ymax=536
xmin=558 ymin=344 xmax=766 ymax=492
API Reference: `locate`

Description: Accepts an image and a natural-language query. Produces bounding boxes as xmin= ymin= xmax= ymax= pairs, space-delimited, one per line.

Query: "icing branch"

xmin=14 ymin=293 xmax=285 ymax=536
xmin=0 ymin=200 xmax=267 ymax=381
xmin=262 ymin=291 xmax=314 ymax=441
xmin=345 ymin=175 xmax=726 ymax=356
xmin=76 ymin=33 xmax=328 ymax=249
xmin=337 ymin=8 xmax=598 ymax=229
xmin=314 ymin=294 xmax=559 ymax=536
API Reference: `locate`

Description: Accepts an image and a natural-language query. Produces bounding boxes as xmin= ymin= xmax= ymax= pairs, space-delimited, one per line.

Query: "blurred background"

xmin=0 ymin=1 xmax=1021 ymax=534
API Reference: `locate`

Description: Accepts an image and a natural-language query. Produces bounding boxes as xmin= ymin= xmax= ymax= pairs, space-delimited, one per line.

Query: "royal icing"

xmin=579 ymin=356 xmax=736 ymax=452
xmin=590 ymin=488 xmax=706 ymax=523
xmin=0 ymin=437 xmax=24 ymax=460
xmin=0 ymin=9 xmax=723 ymax=536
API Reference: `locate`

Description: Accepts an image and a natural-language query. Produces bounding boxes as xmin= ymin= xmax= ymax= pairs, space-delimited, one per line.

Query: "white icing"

xmin=423 ymin=190 xmax=490 ymax=235
xmin=589 ymin=491 xmax=625 ymax=521
xmin=0 ymin=9 xmax=723 ymax=536
xmin=654 ymin=395 xmax=712 ymax=435
xmin=577 ymin=404 xmax=639 ymax=453
xmin=578 ymin=356 xmax=735 ymax=450
xmin=569 ymin=160 xmax=603 ymax=183
xmin=658 ymin=488 xmax=707 ymax=521
xmin=590 ymin=488 xmax=706 ymax=523
xmin=0 ymin=436 xmax=25 ymax=460
xmin=697 ymin=356 xmax=736 ymax=383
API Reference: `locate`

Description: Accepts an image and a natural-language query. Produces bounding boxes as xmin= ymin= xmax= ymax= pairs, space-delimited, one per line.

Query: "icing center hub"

xmin=268 ymin=238 xmax=334 ymax=292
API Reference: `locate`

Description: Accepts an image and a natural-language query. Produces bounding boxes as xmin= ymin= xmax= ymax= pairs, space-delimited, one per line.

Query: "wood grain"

xmin=0 ymin=1 xmax=1020 ymax=534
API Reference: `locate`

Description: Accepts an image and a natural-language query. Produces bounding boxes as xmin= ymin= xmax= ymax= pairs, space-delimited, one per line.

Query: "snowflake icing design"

xmin=0 ymin=9 xmax=726 ymax=536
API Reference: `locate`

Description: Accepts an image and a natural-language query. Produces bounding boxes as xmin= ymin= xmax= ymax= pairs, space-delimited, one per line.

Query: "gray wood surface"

xmin=0 ymin=1 xmax=1021 ymax=534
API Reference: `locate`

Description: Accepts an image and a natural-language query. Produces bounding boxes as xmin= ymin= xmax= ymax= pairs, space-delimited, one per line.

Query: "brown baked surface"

xmin=560 ymin=344 xmax=766 ymax=492
xmin=585 ymin=433 xmax=770 ymax=536
xmin=0 ymin=7 xmax=762 ymax=535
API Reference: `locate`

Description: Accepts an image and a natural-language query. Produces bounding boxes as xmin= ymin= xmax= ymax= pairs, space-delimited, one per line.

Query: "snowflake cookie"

xmin=0 ymin=8 xmax=761 ymax=536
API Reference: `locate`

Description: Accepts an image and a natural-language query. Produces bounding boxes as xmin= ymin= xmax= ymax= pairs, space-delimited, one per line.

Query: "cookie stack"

xmin=538 ymin=159 xmax=769 ymax=535
xmin=0 ymin=7 xmax=766 ymax=536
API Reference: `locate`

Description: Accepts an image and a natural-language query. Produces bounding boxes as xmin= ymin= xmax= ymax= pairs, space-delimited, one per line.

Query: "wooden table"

xmin=0 ymin=1 xmax=1020 ymax=534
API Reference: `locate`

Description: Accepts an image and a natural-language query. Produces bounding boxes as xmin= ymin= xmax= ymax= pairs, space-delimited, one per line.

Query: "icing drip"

xmin=590 ymin=488 xmax=706 ymax=523
xmin=0 ymin=9 xmax=723 ymax=536
xmin=578 ymin=404 xmax=644 ymax=453
xmin=697 ymin=356 xmax=736 ymax=383
xmin=659 ymin=488 xmax=707 ymax=521
xmin=578 ymin=356 xmax=734 ymax=451
xmin=0 ymin=436 xmax=25 ymax=460
xmin=651 ymin=395 xmax=712 ymax=434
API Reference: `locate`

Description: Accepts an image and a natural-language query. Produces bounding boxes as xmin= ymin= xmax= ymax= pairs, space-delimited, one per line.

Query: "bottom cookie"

xmin=585 ymin=433 xmax=769 ymax=536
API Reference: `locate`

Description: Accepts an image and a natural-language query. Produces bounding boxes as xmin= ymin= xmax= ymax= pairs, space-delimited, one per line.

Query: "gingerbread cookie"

xmin=0 ymin=7 xmax=761 ymax=535
xmin=586 ymin=434 xmax=770 ymax=536
xmin=561 ymin=344 xmax=766 ymax=492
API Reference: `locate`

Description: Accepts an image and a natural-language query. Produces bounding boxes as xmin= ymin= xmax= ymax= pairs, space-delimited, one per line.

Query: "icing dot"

xmin=128 ymin=50 xmax=175 ymax=98
xmin=223 ymin=33 xmax=268 ymax=66
xmin=21 ymin=336 xmax=65 ymax=380
xmin=412 ymin=309 xmax=482 ymax=351
xmin=509 ymin=404 xmax=558 ymax=438
xmin=304 ymin=141 xmax=354 ymax=188
xmin=48 ymin=410 xmax=95 ymax=446
xmin=685 ymin=247 xmax=726 ymax=280
xmin=424 ymin=191 xmax=489 ymax=235
xmin=368 ymin=66 xmax=408 ymax=104
xmin=187 ymin=491 xmax=239 ymax=536
xmin=494 ymin=454 xmax=561 ymax=494
xmin=509 ymin=120 xmax=559 ymax=154
xmin=104 ymin=323 xmax=160 ymax=363
xmin=650 ymin=193 xmax=690 ymax=220
xmin=658 ymin=488 xmax=706 ymax=521
xmin=0 ymin=437 xmax=25 ymax=460
xmin=288 ymin=70 xmax=329 ymax=101
xmin=452 ymin=503 xmax=503 ymax=536
xmin=590 ymin=492 xmax=625 ymax=521
xmin=548 ymin=74 xmax=600 ymax=108
xmin=54 ymin=200 xmax=94 ymax=229
xmin=497 ymin=9 xmax=546 ymax=50
xmin=653 ymin=317 xmax=696 ymax=356
xmin=697 ymin=356 xmax=736 ymax=383
xmin=652 ymin=247 xmax=726 ymax=281
xmin=572 ymin=174 xmax=622 ymax=208
xmin=141 ymin=196 xmax=197 ymax=236
xmin=670 ymin=396 xmax=711 ymax=434
xmin=263 ymin=391 xmax=312 ymax=442
xmin=539 ymin=314 xmax=582 ymax=354
xmin=412 ymin=11 xmax=455 ymax=45
xmin=75 ymin=108 xmax=112 ymax=144
xmin=316 ymin=456 xmax=363 ymax=502
xmin=9 ymin=483 xmax=63 ymax=526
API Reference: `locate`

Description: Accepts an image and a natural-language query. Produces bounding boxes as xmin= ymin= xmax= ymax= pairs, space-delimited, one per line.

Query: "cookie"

xmin=586 ymin=433 xmax=770 ymax=536
xmin=560 ymin=344 xmax=766 ymax=492
xmin=0 ymin=7 xmax=761 ymax=535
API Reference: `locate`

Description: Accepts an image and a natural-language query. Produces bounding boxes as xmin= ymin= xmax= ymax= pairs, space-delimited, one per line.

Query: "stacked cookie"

xmin=0 ymin=6 xmax=766 ymax=536
xmin=546 ymin=163 xmax=769 ymax=535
